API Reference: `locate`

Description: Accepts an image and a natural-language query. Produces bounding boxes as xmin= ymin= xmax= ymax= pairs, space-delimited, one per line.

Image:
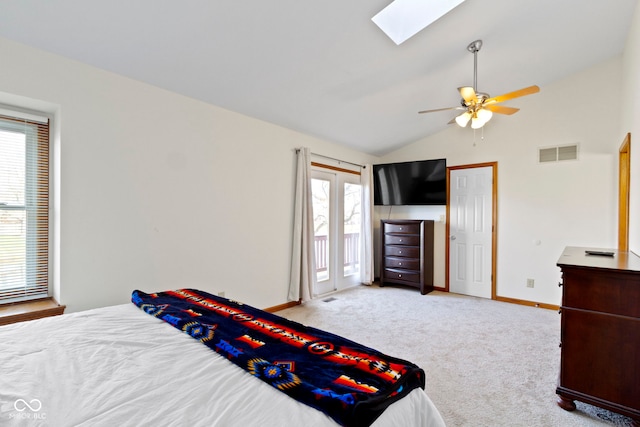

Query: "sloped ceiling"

xmin=0 ymin=0 xmax=636 ymax=155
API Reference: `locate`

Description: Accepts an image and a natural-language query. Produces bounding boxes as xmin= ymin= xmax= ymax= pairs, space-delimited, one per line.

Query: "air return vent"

xmin=538 ymin=144 xmax=578 ymax=163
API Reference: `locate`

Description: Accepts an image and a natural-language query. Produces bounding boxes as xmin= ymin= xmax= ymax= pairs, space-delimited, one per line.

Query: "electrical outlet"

xmin=526 ymin=279 xmax=535 ymax=288
xmin=218 ymin=291 xmax=225 ymax=297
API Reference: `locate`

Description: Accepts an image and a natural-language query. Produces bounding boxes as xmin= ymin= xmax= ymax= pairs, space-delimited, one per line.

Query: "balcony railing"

xmin=314 ymin=233 xmax=360 ymax=273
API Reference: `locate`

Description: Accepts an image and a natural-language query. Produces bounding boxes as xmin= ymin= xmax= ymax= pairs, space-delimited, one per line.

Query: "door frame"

xmin=618 ymin=133 xmax=631 ymax=252
xmin=445 ymin=162 xmax=498 ymax=299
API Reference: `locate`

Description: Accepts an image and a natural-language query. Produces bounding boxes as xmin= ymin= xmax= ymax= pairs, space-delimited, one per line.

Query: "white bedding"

xmin=0 ymin=303 xmax=445 ymax=427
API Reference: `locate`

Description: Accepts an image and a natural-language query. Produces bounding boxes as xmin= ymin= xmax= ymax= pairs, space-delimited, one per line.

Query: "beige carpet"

xmin=277 ymin=284 xmax=634 ymax=427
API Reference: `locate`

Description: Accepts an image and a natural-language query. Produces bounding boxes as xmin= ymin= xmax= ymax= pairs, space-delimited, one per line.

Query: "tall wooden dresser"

xmin=380 ymin=219 xmax=434 ymax=295
xmin=556 ymin=247 xmax=640 ymax=426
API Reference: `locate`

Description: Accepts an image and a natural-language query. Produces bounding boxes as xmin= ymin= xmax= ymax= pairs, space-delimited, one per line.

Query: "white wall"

xmin=378 ymin=58 xmax=623 ymax=306
xmin=0 ymin=37 xmax=377 ymax=313
xmin=2 ymin=13 xmax=636 ymax=313
xmin=622 ymin=0 xmax=640 ymax=255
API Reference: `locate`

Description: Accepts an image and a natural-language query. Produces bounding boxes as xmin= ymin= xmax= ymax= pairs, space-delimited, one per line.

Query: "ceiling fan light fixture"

xmin=455 ymin=111 xmax=472 ymax=127
xmin=418 ymin=39 xmax=539 ymax=135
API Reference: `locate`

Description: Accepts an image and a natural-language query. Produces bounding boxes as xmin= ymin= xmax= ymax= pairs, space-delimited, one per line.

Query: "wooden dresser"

xmin=380 ymin=219 xmax=434 ymax=295
xmin=556 ymin=246 xmax=640 ymax=426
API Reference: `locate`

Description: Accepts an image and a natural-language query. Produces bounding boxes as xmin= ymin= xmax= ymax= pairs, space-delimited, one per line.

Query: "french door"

xmin=311 ymin=168 xmax=362 ymax=295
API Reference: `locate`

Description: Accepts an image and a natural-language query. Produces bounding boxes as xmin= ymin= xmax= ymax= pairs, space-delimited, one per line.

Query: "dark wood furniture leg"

xmin=556 ymin=396 xmax=576 ymax=411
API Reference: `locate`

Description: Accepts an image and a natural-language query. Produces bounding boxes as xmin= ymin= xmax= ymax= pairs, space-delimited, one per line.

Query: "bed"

xmin=0 ymin=289 xmax=445 ymax=427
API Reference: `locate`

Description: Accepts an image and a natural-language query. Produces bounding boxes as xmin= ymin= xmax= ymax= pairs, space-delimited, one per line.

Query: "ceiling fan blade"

xmin=458 ymin=86 xmax=477 ymax=104
xmin=485 ymin=104 xmax=520 ymax=115
xmin=418 ymin=106 xmax=464 ymax=114
xmin=484 ymin=85 xmax=540 ymax=105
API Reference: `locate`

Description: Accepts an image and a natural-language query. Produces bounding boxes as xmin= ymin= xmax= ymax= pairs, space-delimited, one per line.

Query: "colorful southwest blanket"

xmin=132 ymin=289 xmax=425 ymax=427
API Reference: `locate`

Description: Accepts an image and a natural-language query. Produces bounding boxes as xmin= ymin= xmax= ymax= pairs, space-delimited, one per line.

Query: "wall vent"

xmin=538 ymin=144 xmax=578 ymax=163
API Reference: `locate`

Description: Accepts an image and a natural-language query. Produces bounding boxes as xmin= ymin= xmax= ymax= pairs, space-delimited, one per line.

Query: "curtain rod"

xmin=296 ymin=149 xmax=366 ymax=169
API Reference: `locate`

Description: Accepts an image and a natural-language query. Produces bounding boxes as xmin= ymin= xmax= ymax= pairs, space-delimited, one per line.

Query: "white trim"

xmin=0 ymin=107 xmax=49 ymax=124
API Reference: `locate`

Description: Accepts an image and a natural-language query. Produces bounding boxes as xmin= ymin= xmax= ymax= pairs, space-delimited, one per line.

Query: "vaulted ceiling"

xmin=0 ymin=0 xmax=636 ymax=155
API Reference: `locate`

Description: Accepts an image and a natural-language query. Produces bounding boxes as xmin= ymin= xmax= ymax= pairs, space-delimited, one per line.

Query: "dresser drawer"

xmin=384 ymin=245 xmax=420 ymax=258
xmin=562 ymin=268 xmax=640 ymax=317
xmin=385 ymin=234 xmax=420 ymax=246
xmin=383 ymin=268 xmax=420 ymax=283
xmin=384 ymin=256 xmax=420 ymax=270
xmin=383 ymin=222 xmax=421 ymax=235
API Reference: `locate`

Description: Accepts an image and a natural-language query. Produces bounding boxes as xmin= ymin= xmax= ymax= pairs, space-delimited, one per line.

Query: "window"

xmin=0 ymin=110 xmax=50 ymax=304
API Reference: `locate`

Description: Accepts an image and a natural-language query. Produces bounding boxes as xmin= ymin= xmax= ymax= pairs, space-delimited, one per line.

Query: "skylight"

xmin=372 ymin=0 xmax=466 ymax=45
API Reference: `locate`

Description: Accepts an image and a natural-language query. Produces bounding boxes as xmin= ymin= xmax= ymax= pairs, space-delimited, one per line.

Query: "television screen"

xmin=373 ymin=159 xmax=446 ymax=206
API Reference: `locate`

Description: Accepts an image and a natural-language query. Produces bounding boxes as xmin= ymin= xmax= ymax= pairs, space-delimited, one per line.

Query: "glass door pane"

xmin=343 ymin=183 xmax=361 ymax=278
xmin=311 ymin=178 xmax=330 ymax=285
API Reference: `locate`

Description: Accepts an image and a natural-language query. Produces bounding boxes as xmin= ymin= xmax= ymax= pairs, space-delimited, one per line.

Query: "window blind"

xmin=0 ymin=112 xmax=50 ymax=303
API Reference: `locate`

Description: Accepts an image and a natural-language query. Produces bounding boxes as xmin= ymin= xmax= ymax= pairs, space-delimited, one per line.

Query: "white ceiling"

xmin=0 ymin=0 xmax=636 ymax=155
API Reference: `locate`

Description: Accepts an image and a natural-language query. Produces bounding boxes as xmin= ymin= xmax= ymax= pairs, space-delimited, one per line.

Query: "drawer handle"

xmin=399 ymin=262 xmax=402 ymax=266
xmin=399 ymin=239 xmax=403 ymax=243
xmin=398 ymin=250 xmax=402 ymax=254
xmin=398 ymin=274 xmax=402 ymax=278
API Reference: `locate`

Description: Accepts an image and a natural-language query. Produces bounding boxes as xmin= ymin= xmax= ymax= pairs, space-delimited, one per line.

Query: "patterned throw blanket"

xmin=132 ymin=289 xmax=425 ymax=427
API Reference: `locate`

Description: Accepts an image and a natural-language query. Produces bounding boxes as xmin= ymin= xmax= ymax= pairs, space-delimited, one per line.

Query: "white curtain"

xmin=288 ymin=147 xmax=316 ymax=302
xmin=360 ymin=164 xmax=374 ymax=285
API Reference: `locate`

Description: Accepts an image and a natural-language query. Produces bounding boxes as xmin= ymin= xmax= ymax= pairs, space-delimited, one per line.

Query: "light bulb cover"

xmin=455 ymin=111 xmax=472 ymax=127
xmin=470 ymin=117 xmax=483 ymax=129
xmin=476 ymin=108 xmax=493 ymax=122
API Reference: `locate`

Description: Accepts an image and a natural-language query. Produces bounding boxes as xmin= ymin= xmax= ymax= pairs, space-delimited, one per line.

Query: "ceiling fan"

xmin=418 ymin=40 xmax=540 ymax=130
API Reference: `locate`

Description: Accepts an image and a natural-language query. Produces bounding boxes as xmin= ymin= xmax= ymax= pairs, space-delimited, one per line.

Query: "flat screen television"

xmin=373 ymin=159 xmax=446 ymax=206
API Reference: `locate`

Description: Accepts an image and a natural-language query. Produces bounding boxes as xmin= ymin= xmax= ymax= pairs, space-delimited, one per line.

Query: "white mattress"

xmin=0 ymin=303 xmax=445 ymax=426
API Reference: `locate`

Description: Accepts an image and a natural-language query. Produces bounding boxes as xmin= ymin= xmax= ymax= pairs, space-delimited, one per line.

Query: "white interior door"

xmin=449 ymin=166 xmax=493 ymax=298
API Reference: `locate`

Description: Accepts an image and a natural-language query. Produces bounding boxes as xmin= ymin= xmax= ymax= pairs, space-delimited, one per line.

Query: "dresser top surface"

xmin=557 ymin=246 xmax=640 ymax=273
xmin=381 ymin=219 xmax=428 ymax=223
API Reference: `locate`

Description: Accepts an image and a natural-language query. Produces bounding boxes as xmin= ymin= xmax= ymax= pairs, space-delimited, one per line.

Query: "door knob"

xmin=450 ymin=236 xmax=456 ymax=240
